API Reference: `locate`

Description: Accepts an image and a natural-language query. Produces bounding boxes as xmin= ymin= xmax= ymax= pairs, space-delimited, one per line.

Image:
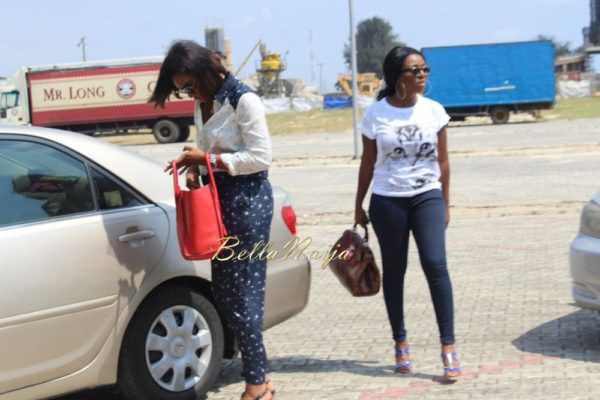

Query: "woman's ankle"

xmin=441 ymin=344 xmax=455 ymax=354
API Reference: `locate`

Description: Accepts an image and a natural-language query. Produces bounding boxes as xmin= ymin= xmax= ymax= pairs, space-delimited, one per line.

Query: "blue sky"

xmin=0 ymin=0 xmax=593 ymax=92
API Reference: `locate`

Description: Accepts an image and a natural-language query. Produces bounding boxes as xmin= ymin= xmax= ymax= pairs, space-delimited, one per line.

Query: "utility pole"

xmin=77 ymin=36 xmax=87 ymax=62
xmin=317 ymin=62 xmax=325 ymax=94
xmin=309 ymin=30 xmax=316 ymax=88
xmin=349 ymin=0 xmax=360 ymax=159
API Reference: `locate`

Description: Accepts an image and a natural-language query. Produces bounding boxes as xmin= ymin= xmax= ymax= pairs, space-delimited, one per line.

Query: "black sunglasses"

xmin=174 ymin=80 xmax=196 ymax=96
xmin=401 ymin=66 xmax=431 ymax=75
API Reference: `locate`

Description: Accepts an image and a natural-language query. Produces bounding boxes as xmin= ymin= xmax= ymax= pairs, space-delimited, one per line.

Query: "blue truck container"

xmin=421 ymin=40 xmax=555 ymax=124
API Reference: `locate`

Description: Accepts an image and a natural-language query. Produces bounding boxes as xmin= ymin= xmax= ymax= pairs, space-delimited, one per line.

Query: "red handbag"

xmin=171 ymin=153 xmax=227 ymax=260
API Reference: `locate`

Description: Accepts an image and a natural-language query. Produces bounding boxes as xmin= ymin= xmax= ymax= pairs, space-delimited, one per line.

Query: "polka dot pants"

xmin=211 ymin=171 xmax=273 ymax=385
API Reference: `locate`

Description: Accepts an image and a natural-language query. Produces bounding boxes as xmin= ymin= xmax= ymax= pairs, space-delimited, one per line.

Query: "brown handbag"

xmin=329 ymin=224 xmax=381 ymax=296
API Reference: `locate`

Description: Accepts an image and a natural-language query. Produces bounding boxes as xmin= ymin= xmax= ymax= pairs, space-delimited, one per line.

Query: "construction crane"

xmin=337 ymin=72 xmax=382 ymax=97
xmin=255 ymin=43 xmax=291 ymax=97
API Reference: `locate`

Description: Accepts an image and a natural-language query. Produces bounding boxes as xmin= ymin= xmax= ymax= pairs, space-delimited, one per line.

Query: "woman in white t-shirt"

xmin=354 ymin=46 xmax=460 ymax=379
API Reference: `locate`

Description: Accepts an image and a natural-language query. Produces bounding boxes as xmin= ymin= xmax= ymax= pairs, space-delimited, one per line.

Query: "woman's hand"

xmin=445 ymin=205 xmax=451 ymax=227
xmin=164 ymin=146 xmax=205 ymax=175
xmin=355 ymin=207 xmax=370 ymax=228
xmin=186 ymin=167 xmax=201 ymax=189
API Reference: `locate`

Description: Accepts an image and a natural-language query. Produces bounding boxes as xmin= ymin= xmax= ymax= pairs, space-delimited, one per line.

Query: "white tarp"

xmin=291 ymin=96 xmax=322 ymax=112
xmin=262 ymin=97 xmax=291 ymax=114
xmin=557 ymin=79 xmax=593 ymax=99
xmin=356 ymin=95 xmax=375 ymax=108
xmin=263 ymin=96 xmax=324 ymax=114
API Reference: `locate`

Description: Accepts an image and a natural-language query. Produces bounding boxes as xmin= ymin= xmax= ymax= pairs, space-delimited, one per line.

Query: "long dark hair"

xmin=149 ymin=40 xmax=228 ymax=108
xmin=376 ymin=46 xmax=424 ymax=101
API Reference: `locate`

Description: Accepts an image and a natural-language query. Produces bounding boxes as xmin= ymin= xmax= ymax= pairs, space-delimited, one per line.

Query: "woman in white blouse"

xmin=151 ymin=40 xmax=275 ymax=400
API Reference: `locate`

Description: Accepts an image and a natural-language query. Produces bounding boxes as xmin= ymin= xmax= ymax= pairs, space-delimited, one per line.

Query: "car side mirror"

xmin=0 ymin=109 xmax=6 ymax=118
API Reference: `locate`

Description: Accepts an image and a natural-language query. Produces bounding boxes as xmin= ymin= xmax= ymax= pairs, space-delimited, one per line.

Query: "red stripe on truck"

xmin=28 ymin=64 xmax=161 ymax=80
xmin=32 ymin=101 xmax=194 ymax=126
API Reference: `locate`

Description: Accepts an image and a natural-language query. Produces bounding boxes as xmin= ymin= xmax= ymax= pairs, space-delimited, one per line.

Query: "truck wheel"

xmin=153 ymin=119 xmax=181 ymax=143
xmin=490 ymin=107 xmax=510 ymax=124
xmin=117 ymin=285 xmax=224 ymax=400
xmin=176 ymin=124 xmax=191 ymax=142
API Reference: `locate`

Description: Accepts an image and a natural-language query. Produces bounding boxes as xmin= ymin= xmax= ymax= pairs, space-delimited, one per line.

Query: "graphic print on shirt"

xmin=383 ymin=124 xmax=438 ymax=190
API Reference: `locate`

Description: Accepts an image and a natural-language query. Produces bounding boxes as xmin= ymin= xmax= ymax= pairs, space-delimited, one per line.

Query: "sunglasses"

xmin=401 ymin=66 xmax=431 ymax=75
xmin=174 ymin=80 xmax=196 ymax=96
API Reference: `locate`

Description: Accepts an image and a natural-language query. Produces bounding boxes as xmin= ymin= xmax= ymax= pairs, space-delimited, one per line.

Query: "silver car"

xmin=0 ymin=126 xmax=310 ymax=400
xmin=570 ymin=191 xmax=600 ymax=311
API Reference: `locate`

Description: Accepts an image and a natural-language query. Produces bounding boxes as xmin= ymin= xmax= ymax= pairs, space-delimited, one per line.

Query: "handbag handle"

xmin=202 ymin=152 xmax=226 ymax=237
xmin=170 ymin=153 xmax=218 ymax=194
xmin=170 ymin=153 xmax=226 ymax=237
xmin=353 ymin=223 xmax=369 ymax=242
xmin=171 ymin=160 xmax=181 ymax=195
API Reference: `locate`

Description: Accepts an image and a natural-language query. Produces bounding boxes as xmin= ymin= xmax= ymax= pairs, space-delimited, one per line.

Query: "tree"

xmin=536 ymin=34 xmax=573 ymax=58
xmin=344 ymin=17 xmax=404 ymax=77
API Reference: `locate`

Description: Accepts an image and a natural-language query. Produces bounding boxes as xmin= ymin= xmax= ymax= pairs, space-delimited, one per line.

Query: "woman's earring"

xmin=395 ymin=82 xmax=406 ymax=100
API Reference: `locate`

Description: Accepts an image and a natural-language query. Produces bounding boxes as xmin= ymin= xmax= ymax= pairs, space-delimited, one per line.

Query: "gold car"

xmin=0 ymin=126 xmax=310 ymax=400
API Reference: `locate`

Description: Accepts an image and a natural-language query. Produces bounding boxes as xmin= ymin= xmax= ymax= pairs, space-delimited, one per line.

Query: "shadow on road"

xmin=57 ymin=355 xmax=456 ymax=399
xmin=209 ymin=355 xmax=446 ymax=392
xmin=512 ymin=308 xmax=600 ymax=362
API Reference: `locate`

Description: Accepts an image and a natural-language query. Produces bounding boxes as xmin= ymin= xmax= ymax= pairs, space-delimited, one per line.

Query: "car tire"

xmin=176 ymin=124 xmax=191 ymax=142
xmin=117 ymin=285 xmax=224 ymax=400
xmin=153 ymin=119 xmax=181 ymax=143
xmin=490 ymin=107 xmax=510 ymax=124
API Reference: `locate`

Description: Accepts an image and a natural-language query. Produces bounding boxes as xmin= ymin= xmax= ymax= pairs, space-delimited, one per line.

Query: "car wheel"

xmin=490 ymin=107 xmax=510 ymax=124
xmin=176 ymin=124 xmax=191 ymax=142
xmin=153 ymin=119 xmax=181 ymax=143
xmin=118 ymin=285 xmax=224 ymax=400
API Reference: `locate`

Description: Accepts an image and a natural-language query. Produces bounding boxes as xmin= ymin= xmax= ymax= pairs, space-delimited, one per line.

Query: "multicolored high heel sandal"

xmin=240 ymin=379 xmax=275 ymax=399
xmin=395 ymin=346 xmax=413 ymax=373
xmin=441 ymin=352 xmax=461 ymax=378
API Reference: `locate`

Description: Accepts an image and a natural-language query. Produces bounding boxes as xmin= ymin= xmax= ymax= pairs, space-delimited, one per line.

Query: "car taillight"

xmin=281 ymin=204 xmax=297 ymax=235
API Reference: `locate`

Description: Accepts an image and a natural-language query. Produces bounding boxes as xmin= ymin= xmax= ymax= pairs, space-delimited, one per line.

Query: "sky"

xmin=0 ymin=0 xmax=594 ymax=92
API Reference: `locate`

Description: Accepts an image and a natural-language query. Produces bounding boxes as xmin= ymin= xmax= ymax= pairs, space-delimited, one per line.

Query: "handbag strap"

xmin=171 ymin=160 xmax=181 ymax=195
xmin=204 ymin=153 xmax=227 ymax=237
xmin=170 ymin=154 xmax=226 ymax=237
xmin=170 ymin=154 xmax=217 ymax=194
xmin=353 ymin=223 xmax=369 ymax=242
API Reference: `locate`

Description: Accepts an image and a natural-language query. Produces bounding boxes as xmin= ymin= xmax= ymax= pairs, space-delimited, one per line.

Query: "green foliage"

xmin=536 ymin=34 xmax=573 ymax=58
xmin=545 ymin=97 xmax=600 ymax=120
xmin=344 ymin=16 xmax=404 ymax=77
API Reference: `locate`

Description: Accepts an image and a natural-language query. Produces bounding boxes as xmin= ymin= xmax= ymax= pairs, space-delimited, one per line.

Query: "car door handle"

xmin=118 ymin=229 xmax=156 ymax=243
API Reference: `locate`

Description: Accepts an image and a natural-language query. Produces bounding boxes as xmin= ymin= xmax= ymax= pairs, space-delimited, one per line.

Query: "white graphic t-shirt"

xmin=359 ymin=95 xmax=450 ymax=197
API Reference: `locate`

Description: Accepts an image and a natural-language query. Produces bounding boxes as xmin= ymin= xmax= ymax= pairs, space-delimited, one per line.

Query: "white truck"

xmin=0 ymin=57 xmax=195 ymax=143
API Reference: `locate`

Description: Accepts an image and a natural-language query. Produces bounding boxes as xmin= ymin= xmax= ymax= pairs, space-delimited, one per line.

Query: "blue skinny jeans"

xmin=369 ymin=189 xmax=455 ymax=345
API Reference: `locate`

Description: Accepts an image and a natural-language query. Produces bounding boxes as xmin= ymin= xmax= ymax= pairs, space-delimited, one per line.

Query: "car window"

xmin=90 ymin=167 xmax=144 ymax=210
xmin=0 ymin=140 xmax=94 ymax=227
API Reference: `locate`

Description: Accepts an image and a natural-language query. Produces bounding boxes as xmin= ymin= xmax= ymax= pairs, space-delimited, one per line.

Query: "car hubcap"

xmin=159 ymin=126 xmax=171 ymax=137
xmin=145 ymin=305 xmax=213 ymax=392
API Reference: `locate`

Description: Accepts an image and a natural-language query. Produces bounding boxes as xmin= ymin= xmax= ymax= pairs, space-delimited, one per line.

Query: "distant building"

xmin=204 ymin=27 xmax=233 ymax=71
xmin=555 ymin=54 xmax=587 ymax=80
xmin=589 ymin=0 xmax=600 ymax=45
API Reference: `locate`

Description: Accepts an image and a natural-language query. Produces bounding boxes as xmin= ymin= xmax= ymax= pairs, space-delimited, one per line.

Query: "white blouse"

xmin=194 ymin=92 xmax=272 ymax=176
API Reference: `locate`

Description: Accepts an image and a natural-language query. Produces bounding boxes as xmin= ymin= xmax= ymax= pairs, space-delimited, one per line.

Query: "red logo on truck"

xmin=116 ymin=79 xmax=136 ymax=99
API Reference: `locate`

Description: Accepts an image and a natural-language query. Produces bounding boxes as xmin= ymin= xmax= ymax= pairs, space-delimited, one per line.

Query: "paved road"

xmin=60 ymin=118 xmax=600 ymax=399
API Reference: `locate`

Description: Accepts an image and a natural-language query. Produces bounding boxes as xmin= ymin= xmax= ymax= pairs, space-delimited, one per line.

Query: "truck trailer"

xmin=0 ymin=57 xmax=194 ymax=143
xmin=421 ymin=40 xmax=555 ymax=124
